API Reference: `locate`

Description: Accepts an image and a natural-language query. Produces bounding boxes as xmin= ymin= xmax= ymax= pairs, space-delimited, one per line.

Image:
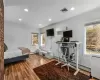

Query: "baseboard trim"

xmin=53 ymin=56 xmax=91 ymax=72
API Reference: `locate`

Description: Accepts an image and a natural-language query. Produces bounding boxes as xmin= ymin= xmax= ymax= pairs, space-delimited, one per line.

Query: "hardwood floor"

xmin=4 ymin=54 xmax=54 ymax=80
xmin=4 ymin=54 xmax=95 ymax=80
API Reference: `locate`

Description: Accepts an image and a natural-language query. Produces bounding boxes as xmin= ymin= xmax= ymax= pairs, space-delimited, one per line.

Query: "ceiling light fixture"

xmin=39 ymin=24 xmax=42 ymax=26
xmin=24 ymin=8 xmax=28 ymax=12
xmin=49 ymin=18 xmax=52 ymax=21
xmin=70 ymin=7 xmax=75 ymax=11
xmin=19 ymin=18 xmax=22 ymax=21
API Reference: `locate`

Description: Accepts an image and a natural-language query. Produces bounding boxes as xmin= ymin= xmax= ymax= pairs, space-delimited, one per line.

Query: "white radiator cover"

xmin=91 ymin=56 xmax=100 ymax=79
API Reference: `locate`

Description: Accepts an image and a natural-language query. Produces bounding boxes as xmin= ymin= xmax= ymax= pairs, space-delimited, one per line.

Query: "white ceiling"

xmin=4 ymin=0 xmax=100 ymax=28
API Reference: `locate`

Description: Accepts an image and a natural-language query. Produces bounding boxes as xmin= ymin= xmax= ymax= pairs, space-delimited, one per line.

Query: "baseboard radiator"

xmin=53 ymin=56 xmax=91 ymax=72
xmin=91 ymin=56 xmax=100 ymax=79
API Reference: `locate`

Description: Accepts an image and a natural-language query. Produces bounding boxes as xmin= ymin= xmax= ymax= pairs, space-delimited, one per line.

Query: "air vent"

xmin=60 ymin=8 xmax=68 ymax=13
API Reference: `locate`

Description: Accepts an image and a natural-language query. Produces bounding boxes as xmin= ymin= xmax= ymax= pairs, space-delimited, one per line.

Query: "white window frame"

xmin=40 ymin=33 xmax=45 ymax=46
xmin=85 ymin=22 xmax=100 ymax=55
xmin=31 ymin=33 xmax=38 ymax=46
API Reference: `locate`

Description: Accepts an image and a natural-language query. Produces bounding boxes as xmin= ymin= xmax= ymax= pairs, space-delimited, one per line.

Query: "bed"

xmin=4 ymin=47 xmax=30 ymax=64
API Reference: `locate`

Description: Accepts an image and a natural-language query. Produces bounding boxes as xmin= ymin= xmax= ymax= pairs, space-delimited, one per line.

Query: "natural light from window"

xmin=41 ymin=33 xmax=45 ymax=46
xmin=86 ymin=24 xmax=100 ymax=54
xmin=31 ymin=33 xmax=38 ymax=46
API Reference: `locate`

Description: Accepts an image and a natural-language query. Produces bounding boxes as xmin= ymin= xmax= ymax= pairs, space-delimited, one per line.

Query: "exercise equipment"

xmin=56 ymin=41 xmax=81 ymax=75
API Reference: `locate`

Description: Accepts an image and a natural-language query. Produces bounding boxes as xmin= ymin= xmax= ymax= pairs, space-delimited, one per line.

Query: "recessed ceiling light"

xmin=49 ymin=18 xmax=52 ymax=21
xmin=19 ymin=18 xmax=22 ymax=21
xmin=39 ymin=24 xmax=42 ymax=26
xmin=24 ymin=8 xmax=28 ymax=12
xmin=70 ymin=7 xmax=75 ymax=11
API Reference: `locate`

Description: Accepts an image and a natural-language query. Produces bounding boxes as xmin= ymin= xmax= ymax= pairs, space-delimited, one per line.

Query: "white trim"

xmin=40 ymin=33 xmax=45 ymax=46
xmin=31 ymin=33 xmax=38 ymax=46
xmin=85 ymin=20 xmax=100 ymax=26
xmin=84 ymin=24 xmax=100 ymax=55
xmin=84 ymin=27 xmax=87 ymax=55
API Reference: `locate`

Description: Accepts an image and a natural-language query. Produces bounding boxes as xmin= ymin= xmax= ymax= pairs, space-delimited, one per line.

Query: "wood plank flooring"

xmin=4 ymin=54 xmax=95 ymax=80
xmin=4 ymin=54 xmax=54 ymax=80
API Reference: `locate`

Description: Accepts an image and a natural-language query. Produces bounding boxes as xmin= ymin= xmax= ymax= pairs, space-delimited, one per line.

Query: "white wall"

xmin=40 ymin=7 xmax=100 ymax=68
xmin=4 ymin=21 xmax=39 ymax=51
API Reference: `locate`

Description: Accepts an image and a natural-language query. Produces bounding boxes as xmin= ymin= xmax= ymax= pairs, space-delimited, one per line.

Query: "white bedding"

xmin=4 ymin=49 xmax=22 ymax=59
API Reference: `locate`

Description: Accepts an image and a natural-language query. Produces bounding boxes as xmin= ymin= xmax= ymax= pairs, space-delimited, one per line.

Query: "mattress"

xmin=4 ymin=49 xmax=22 ymax=59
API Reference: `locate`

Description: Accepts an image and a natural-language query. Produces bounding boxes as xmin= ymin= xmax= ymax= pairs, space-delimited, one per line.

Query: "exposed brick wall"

xmin=0 ymin=0 xmax=4 ymax=80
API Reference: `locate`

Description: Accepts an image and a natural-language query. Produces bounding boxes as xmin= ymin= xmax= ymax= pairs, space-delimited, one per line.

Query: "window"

xmin=41 ymin=33 xmax=45 ymax=46
xmin=86 ymin=24 xmax=100 ymax=54
xmin=31 ymin=33 xmax=38 ymax=46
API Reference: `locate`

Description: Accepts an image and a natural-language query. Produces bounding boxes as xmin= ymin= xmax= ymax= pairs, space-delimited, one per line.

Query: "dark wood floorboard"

xmin=4 ymin=54 xmax=95 ymax=80
xmin=4 ymin=54 xmax=54 ymax=80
